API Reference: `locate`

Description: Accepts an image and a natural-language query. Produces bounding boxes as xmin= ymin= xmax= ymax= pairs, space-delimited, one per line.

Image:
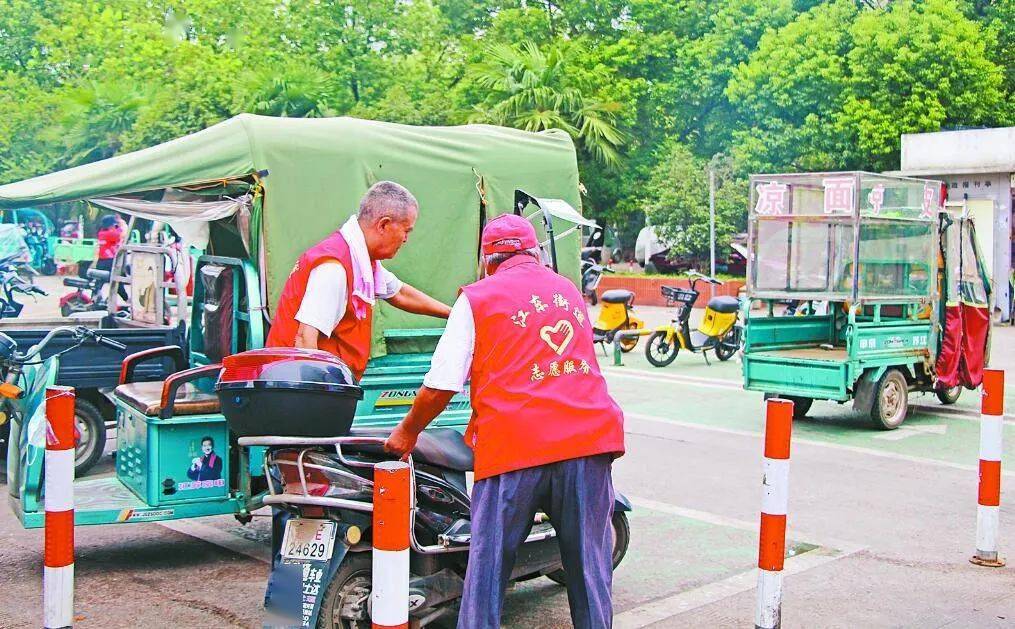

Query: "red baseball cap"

xmin=481 ymin=214 xmax=539 ymax=255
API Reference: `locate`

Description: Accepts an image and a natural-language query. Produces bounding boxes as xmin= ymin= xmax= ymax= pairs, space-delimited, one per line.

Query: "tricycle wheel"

xmin=645 ymin=331 xmax=678 ymax=367
xmin=935 ymin=385 xmax=962 ymax=405
xmin=73 ymin=399 xmax=106 ymax=476
xmin=870 ymin=369 xmax=908 ymax=430
xmin=547 ymin=511 xmax=630 ymax=586
xmin=763 ymin=394 xmax=812 ymax=419
xmin=318 ymin=552 xmax=372 ymax=629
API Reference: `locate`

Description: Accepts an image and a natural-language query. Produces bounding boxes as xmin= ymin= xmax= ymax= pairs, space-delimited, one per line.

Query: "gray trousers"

xmin=457 ymin=454 xmax=616 ymax=629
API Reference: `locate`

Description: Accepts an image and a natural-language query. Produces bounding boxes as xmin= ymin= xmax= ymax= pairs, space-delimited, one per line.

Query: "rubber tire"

xmin=870 ymin=369 xmax=909 ymax=430
xmin=587 ymin=290 xmax=598 ymax=306
xmin=73 ymin=399 xmax=107 ymax=476
xmin=936 ymin=386 xmax=961 ymax=405
xmin=317 ymin=552 xmax=373 ymax=629
xmin=42 ymin=259 xmax=57 ymax=276
xmin=763 ymin=393 xmax=813 ymax=419
xmin=645 ymin=331 xmax=679 ymax=367
xmin=714 ymin=329 xmax=740 ymax=362
xmin=546 ymin=511 xmax=631 ymax=586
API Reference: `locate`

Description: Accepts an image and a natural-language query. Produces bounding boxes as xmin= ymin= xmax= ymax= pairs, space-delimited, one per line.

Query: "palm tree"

xmin=468 ymin=42 xmax=625 ymax=167
xmin=51 ymin=80 xmax=149 ymax=165
xmin=236 ymin=63 xmax=336 ymax=118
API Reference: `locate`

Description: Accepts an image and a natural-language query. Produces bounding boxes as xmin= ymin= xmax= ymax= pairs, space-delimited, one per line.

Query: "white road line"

xmin=627 ymin=412 xmax=1015 ymax=479
xmin=626 ymin=496 xmax=864 ymax=555
xmin=613 ymin=546 xmax=856 ymax=628
xmin=157 ymin=518 xmax=271 ymax=564
xmin=605 ymin=367 xmax=1015 ymax=423
xmin=872 ymin=424 xmax=948 ymax=441
xmin=606 ymin=369 xmax=743 ymax=392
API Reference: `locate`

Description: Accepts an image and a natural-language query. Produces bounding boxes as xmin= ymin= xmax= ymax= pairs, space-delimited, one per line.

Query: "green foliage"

xmin=639 ymin=142 xmax=747 ymax=259
xmin=466 ymin=41 xmax=626 ymax=167
xmin=0 ymin=0 xmax=1009 ymax=257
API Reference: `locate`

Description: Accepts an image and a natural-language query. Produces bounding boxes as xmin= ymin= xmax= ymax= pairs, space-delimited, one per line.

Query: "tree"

xmin=728 ymin=0 xmax=1007 ymax=173
xmin=638 ymin=141 xmax=747 ymax=260
xmin=466 ymin=41 xmax=626 ymax=167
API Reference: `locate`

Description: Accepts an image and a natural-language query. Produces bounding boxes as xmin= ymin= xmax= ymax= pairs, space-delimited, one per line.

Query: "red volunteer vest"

xmin=266 ymin=231 xmax=373 ymax=380
xmin=461 ymin=256 xmax=625 ymax=480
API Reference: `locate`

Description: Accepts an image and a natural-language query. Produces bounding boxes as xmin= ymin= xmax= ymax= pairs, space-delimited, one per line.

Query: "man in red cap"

xmin=385 ymin=213 xmax=626 ymax=628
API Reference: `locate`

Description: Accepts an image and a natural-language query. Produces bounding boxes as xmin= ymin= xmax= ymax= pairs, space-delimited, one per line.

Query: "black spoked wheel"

xmin=318 ymin=553 xmax=373 ymax=629
xmin=547 ymin=511 xmax=631 ymax=586
xmin=645 ymin=331 xmax=679 ymax=367
xmin=714 ymin=329 xmax=740 ymax=362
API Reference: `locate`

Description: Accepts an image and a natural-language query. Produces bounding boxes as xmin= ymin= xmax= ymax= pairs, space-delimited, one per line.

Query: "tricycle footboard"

xmin=743 ymin=355 xmax=850 ymax=401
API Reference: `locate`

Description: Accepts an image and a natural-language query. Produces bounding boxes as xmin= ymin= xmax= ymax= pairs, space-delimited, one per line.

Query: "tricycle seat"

xmin=114 ymin=381 xmax=220 ymax=417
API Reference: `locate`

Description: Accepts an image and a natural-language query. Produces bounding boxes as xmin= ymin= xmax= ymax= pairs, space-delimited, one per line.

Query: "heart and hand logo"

xmin=539 ymin=319 xmax=575 ymax=355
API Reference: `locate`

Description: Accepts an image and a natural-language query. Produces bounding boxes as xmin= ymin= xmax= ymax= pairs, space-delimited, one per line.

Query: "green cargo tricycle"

xmin=742 ymin=172 xmax=992 ymax=429
xmin=0 ymin=115 xmax=589 ymax=529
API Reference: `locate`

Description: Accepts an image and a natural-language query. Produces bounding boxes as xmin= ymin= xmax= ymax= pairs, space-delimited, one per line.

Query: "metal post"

xmin=371 ymin=461 xmax=411 ymax=629
xmin=756 ymin=398 xmax=793 ymax=629
xmin=44 ymin=386 xmax=76 ymax=629
xmin=709 ymin=165 xmax=716 ymax=283
xmin=971 ymin=369 xmax=1005 ymax=567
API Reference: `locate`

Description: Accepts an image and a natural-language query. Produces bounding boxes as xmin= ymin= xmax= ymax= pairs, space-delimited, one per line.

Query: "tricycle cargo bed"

xmin=743 ymin=347 xmax=851 ymax=401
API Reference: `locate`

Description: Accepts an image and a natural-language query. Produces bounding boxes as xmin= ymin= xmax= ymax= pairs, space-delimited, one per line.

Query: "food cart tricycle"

xmin=741 ymin=171 xmax=992 ymax=429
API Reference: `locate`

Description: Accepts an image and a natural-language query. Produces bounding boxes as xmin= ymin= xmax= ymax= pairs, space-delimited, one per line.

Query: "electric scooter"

xmin=242 ymin=431 xmax=632 ymax=627
xmin=581 ymin=258 xmax=611 ymax=305
xmin=592 ymin=289 xmax=645 ymax=354
xmin=0 ymin=254 xmax=46 ymax=319
xmin=644 ymin=271 xmax=742 ymax=367
xmin=59 ymin=265 xmax=111 ymax=317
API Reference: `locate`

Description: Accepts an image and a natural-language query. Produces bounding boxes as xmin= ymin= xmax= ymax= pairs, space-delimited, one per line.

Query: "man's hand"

xmin=384 ymin=424 xmax=419 ymax=461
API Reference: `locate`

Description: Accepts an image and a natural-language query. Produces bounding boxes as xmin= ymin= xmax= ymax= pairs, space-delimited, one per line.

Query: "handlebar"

xmin=686 ymin=270 xmax=722 ymax=287
xmin=9 ymin=325 xmax=127 ymax=363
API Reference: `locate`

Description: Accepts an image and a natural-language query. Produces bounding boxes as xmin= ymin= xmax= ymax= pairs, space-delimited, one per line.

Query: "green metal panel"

xmin=744 ymin=313 xmax=834 ymax=351
xmin=115 ymin=404 xmax=231 ymax=507
xmin=743 ymin=355 xmax=850 ymax=400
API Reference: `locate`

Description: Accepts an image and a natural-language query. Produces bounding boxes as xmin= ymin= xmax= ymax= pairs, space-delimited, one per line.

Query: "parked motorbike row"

xmin=584 ymin=265 xmax=744 ymax=367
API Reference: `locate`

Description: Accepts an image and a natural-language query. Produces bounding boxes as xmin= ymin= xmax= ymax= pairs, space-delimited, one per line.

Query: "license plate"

xmin=281 ymin=519 xmax=337 ymax=561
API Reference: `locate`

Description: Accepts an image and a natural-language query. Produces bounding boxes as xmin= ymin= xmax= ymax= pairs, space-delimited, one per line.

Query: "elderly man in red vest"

xmin=385 ymin=214 xmax=626 ymax=628
xmin=266 ymin=180 xmax=451 ymax=378
xmin=266 ymin=180 xmax=450 ymax=565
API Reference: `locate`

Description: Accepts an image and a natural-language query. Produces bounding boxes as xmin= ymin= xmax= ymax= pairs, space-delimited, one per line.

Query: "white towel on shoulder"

xmin=339 ymin=216 xmax=385 ymax=320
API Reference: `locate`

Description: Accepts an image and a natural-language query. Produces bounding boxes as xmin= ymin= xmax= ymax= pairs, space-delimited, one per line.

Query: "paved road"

xmin=0 ymin=313 xmax=1013 ymax=627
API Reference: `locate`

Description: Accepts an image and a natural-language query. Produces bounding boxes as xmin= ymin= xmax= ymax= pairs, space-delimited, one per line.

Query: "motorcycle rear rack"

xmin=239 ymin=435 xmax=557 ymax=554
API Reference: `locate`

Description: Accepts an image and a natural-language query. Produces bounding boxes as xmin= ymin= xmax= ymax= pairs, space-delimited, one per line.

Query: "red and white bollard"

xmin=371 ymin=460 xmax=411 ymax=629
xmin=44 ymin=386 xmax=76 ymax=629
xmin=972 ymin=369 xmax=1005 ymax=567
xmin=756 ymin=398 xmax=793 ymax=629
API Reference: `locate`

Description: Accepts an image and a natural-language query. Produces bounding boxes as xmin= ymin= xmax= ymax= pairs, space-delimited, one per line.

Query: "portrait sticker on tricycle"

xmin=741 ymin=171 xmax=992 ymax=429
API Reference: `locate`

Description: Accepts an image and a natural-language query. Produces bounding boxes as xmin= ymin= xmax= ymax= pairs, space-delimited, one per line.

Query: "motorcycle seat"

xmin=63 ymin=277 xmax=91 ymax=289
xmin=348 ymin=426 xmax=474 ymax=472
xmin=706 ymin=296 xmax=740 ymax=314
xmin=114 ymin=381 xmax=221 ymax=417
xmin=601 ymin=289 xmax=634 ymax=304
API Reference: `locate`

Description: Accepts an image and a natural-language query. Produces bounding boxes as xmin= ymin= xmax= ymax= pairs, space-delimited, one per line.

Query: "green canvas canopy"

xmin=0 ymin=115 xmax=586 ymax=353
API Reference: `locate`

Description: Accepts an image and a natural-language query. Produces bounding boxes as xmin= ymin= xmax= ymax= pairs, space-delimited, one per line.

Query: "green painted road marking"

xmin=604 ymin=365 xmax=1015 ymax=472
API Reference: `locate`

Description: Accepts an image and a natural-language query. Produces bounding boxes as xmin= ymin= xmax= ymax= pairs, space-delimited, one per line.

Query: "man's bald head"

xmin=357 ymin=181 xmax=419 ymax=260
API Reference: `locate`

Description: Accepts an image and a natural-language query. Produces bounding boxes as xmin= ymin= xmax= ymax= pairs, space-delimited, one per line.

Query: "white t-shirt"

xmin=294 ymin=261 xmax=402 ymax=336
xmin=422 ymin=293 xmax=475 ymax=393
